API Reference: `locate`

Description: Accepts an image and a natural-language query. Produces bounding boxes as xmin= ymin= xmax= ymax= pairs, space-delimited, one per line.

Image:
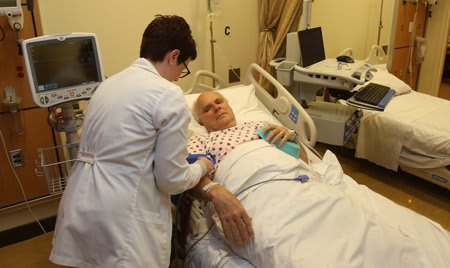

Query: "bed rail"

xmin=247 ymin=63 xmax=317 ymax=147
xmin=339 ymin=45 xmax=387 ymax=65
xmin=185 ymin=70 xmax=227 ymax=94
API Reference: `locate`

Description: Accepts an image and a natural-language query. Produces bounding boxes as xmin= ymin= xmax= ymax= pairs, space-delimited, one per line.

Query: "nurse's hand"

xmin=207 ymin=185 xmax=254 ymax=246
xmin=198 ymin=156 xmax=214 ymax=174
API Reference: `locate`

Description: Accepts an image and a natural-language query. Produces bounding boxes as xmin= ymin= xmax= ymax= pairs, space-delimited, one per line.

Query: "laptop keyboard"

xmin=354 ymin=83 xmax=391 ymax=105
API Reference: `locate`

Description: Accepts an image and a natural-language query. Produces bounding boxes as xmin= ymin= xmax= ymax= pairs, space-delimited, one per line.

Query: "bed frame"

xmin=400 ymin=164 xmax=450 ymax=190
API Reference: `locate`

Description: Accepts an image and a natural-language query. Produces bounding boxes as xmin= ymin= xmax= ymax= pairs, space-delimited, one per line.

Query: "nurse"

xmin=49 ymin=15 xmax=214 ymax=267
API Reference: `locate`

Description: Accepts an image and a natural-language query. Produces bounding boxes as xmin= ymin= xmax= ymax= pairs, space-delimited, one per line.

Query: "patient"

xmin=182 ymin=91 xmax=450 ymax=267
xmin=189 ymin=90 xmax=309 ymax=166
xmin=181 ymin=90 xmax=308 ymax=246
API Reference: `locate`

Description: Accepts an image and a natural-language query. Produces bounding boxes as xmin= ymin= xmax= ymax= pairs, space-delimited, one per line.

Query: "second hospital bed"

xmin=351 ymin=66 xmax=450 ymax=189
xmin=311 ymin=46 xmax=450 ymax=190
xmin=179 ymin=63 xmax=450 ymax=268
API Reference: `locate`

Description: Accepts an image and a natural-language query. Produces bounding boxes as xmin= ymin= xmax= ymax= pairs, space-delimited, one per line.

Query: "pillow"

xmin=184 ymin=84 xmax=279 ymax=137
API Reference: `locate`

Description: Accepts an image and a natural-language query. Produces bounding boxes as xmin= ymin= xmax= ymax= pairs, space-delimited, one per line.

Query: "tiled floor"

xmin=0 ymin=144 xmax=448 ymax=267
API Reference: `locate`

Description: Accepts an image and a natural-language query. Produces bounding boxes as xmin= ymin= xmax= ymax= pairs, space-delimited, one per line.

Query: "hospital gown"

xmin=187 ymin=121 xmax=266 ymax=169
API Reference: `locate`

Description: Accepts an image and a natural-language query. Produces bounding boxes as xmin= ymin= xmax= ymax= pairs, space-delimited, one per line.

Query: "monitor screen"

xmin=297 ymin=27 xmax=326 ymax=67
xmin=0 ymin=0 xmax=21 ymax=16
xmin=0 ymin=0 xmax=18 ymax=7
xmin=23 ymin=33 xmax=104 ymax=107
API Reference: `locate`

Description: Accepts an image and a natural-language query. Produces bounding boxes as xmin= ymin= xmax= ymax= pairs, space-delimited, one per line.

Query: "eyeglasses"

xmin=179 ymin=62 xmax=191 ymax=78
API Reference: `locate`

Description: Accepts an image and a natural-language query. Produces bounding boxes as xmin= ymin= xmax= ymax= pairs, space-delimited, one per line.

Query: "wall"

xmin=310 ymin=0 xmax=395 ymax=59
xmin=34 ymin=0 xmax=450 ymax=98
xmin=37 ymin=0 xmax=400 ymax=88
xmin=38 ymin=0 xmax=259 ymax=89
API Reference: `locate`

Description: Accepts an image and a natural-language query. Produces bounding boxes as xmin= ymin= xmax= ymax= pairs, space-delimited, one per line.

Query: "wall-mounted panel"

xmin=0 ymin=1 xmax=58 ymax=209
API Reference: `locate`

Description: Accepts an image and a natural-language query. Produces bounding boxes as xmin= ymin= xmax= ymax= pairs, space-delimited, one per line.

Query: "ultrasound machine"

xmin=270 ymin=27 xmax=376 ymax=146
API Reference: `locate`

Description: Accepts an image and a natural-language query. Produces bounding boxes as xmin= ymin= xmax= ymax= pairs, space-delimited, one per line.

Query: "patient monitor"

xmin=0 ymin=0 xmax=22 ymax=17
xmin=22 ymin=33 xmax=105 ymax=159
xmin=0 ymin=0 xmax=23 ymax=31
xmin=22 ymin=33 xmax=104 ymax=108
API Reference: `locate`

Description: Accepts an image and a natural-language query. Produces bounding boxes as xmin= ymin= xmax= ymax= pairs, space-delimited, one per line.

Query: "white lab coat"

xmin=49 ymin=58 xmax=204 ymax=268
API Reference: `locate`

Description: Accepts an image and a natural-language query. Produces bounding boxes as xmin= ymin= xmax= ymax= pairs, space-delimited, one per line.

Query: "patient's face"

xmin=195 ymin=91 xmax=236 ymax=132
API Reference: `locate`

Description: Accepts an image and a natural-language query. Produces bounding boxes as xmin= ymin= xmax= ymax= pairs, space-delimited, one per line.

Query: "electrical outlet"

xmin=228 ymin=68 xmax=240 ymax=83
xmin=9 ymin=149 xmax=23 ymax=167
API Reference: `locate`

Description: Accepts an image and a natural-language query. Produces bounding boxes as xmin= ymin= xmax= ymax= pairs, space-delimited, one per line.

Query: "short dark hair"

xmin=140 ymin=15 xmax=197 ymax=64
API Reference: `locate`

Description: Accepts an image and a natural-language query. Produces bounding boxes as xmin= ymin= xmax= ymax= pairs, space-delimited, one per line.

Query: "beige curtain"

xmin=257 ymin=0 xmax=303 ymax=71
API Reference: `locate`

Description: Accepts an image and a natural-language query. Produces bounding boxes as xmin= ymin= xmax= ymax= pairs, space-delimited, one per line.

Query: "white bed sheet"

xmin=183 ymin=84 xmax=450 ymax=268
xmin=356 ymin=90 xmax=450 ymax=171
xmin=185 ymin=139 xmax=450 ymax=268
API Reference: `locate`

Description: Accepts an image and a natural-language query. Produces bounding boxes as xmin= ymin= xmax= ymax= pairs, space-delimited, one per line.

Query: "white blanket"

xmin=189 ymin=140 xmax=450 ymax=268
xmin=356 ymin=90 xmax=450 ymax=170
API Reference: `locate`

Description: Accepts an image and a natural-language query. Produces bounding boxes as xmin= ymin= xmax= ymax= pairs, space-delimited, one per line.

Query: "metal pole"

xmin=210 ymin=17 xmax=216 ymax=87
xmin=377 ymin=0 xmax=384 ymax=46
xmin=60 ymin=103 xmax=80 ymax=161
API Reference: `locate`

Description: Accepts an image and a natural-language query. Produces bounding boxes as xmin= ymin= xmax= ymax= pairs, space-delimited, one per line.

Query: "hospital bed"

xmin=272 ymin=39 xmax=450 ymax=190
xmin=329 ymin=46 xmax=450 ymax=190
xmin=179 ymin=63 xmax=450 ymax=267
xmin=350 ymin=65 xmax=450 ymax=190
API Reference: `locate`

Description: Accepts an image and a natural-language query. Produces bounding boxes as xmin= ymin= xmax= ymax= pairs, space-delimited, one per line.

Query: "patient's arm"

xmin=298 ymin=143 xmax=309 ymax=163
xmin=189 ymin=176 xmax=255 ymax=246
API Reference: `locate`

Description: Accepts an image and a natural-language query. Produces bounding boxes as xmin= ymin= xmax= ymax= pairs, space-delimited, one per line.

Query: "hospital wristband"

xmin=202 ymin=182 xmax=218 ymax=193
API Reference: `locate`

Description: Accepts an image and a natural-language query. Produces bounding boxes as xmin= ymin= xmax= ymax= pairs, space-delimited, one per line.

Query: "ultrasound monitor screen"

xmin=298 ymin=27 xmax=326 ymax=67
xmin=26 ymin=37 xmax=101 ymax=93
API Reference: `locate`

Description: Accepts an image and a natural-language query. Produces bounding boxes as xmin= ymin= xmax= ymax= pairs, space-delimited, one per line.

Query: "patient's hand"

xmin=207 ymin=186 xmax=255 ymax=246
xmin=261 ymin=124 xmax=292 ymax=147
